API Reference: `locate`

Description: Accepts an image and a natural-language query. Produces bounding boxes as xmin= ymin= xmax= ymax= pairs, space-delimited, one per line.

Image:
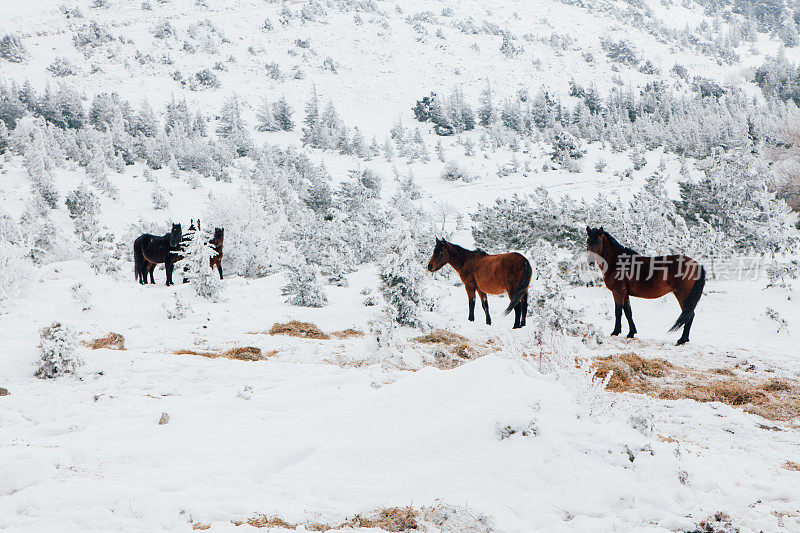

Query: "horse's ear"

xmin=435 ymin=237 xmax=441 ymax=244
xmin=599 ymin=226 xmax=604 ymax=235
xmin=586 ymin=226 xmax=591 ymax=236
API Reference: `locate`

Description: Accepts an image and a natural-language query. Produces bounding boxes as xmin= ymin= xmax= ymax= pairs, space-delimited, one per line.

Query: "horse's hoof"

xmin=486 ymin=321 xmax=492 ymax=326
xmin=676 ymin=339 xmax=689 ymax=346
xmin=468 ymin=317 xmax=475 ymax=322
xmin=627 ymin=333 xmax=636 ymax=339
xmin=610 ymin=331 xmax=620 ymax=337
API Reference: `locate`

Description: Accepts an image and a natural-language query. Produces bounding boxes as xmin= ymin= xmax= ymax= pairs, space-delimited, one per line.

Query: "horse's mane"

xmin=604 ymin=232 xmax=639 ymax=255
xmin=446 ymin=241 xmax=487 ymax=257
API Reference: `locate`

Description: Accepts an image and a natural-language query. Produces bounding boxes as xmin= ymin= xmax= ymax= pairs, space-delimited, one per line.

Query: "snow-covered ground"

xmin=1 ymin=261 xmax=800 ymax=532
xmin=2 ymin=0 xmax=800 ymax=531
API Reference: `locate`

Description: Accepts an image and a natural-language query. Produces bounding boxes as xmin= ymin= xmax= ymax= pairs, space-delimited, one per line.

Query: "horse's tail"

xmin=504 ymin=256 xmax=532 ymax=316
xmin=133 ymin=236 xmax=144 ymax=281
xmin=669 ymin=264 xmax=706 ymax=332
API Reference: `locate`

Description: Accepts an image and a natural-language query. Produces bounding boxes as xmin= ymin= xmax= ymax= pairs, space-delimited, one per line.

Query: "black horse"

xmin=133 ymin=223 xmax=183 ymax=286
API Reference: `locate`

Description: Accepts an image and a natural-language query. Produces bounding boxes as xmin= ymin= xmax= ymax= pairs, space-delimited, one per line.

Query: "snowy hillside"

xmin=1 ymin=0 xmax=800 ymax=531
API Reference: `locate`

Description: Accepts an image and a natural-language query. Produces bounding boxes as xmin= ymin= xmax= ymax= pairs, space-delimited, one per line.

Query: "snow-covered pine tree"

xmin=86 ymin=145 xmax=119 ymax=199
xmin=627 ymin=170 xmax=689 ymax=254
xmin=677 ymin=154 xmax=798 ymax=254
xmin=35 ymin=321 xmax=82 ymax=379
xmin=23 ymin=128 xmax=59 ymax=209
xmin=383 ymin=136 xmax=394 ymax=161
xmin=183 ymin=227 xmax=224 ymax=300
xmin=65 ymin=183 xmax=100 ymax=238
xmin=281 ymin=255 xmax=328 ymax=307
xmin=301 ymin=88 xmax=322 ymax=147
xmin=216 ymin=95 xmax=253 ymax=155
xmin=435 ymin=138 xmax=445 ymax=162
xmin=256 ymin=97 xmax=279 ymax=132
xmin=378 ymin=219 xmax=429 ymax=327
xmin=478 ymin=81 xmax=495 ymax=126
xmin=272 ymin=96 xmax=295 ymax=131
xmin=151 ymin=183 xmax=169 ymax=210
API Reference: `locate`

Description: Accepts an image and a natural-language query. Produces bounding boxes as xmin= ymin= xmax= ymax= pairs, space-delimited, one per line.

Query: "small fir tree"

xmin=281 ymin=257 xmax=328 ymax=307
xmin=35 ymin=322 xmax=82 ymax=379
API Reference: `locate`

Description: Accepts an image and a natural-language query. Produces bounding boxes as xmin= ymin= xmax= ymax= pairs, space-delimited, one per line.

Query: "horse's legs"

xmin=623 ymin=295 xmax=636 ymax=338
xmin=147 ymin=262 xmax=155 ymax=284
xmin=466 ymin=286 xmax=476 ymax=322
xmin=512 ymin=301 xmax=522 ymax=329
xmin=478 ymin=291 xmax=491 ymax=325
xmin=216 ymin=262 xmax=223 ymax=280
xmin=165 ymin=261 xmax=174 ymax=286
xmin=611 ymin=292 xmax=624 ymax=336
xmin=677 ymin=313 xmax=694 ymax=345
xmin=520 ymin=292 xmax=528 ymax=327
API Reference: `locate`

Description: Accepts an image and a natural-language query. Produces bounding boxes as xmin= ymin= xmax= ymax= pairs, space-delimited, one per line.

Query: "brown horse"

xmin=586 ymin=227 xmax=705 ymax=345
xmin=209 ymin=227 xmax=224 ymax=279
xmin=427 ymin=238 xmax=532 ymax=329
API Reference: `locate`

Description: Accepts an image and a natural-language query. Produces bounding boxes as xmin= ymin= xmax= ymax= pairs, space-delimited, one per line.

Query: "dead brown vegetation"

xmin=783 ymin=461 xmax=800 ymax=471
xmin=411 ymin=330 xmax=470 ymax=345
xmin=593 ymin=353 xmax=800 ymax=421
xmin=235 ymin=506 xmax=421 ymax=531
xmin=331 ymin=328 xmax=365 ymax=339
xmin=84 ymin=332 xmax=125 ymax=350
xmin=268 ymin=320 xmax=331 ymax=340
xmin=173 ymin=346 xmax=276 ymax=362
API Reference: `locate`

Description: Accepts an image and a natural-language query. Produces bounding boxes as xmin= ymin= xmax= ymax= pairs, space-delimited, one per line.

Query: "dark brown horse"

xmin=427 ymin=238 xmax=532 ymax=329
xmin=586 ymin=227 xmax=705 ymax=345
xmin=133 ymin=223 xmax=182 ymax=286
xmin=209 ymin=227 xmax=224 ymax=279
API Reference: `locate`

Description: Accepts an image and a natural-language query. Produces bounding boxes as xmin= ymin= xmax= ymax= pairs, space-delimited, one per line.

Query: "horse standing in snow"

xmin=427 ymin=238 xmax=532 ymax=329
xmin=585 ymin=226 xmax=706 ymax=345
xmin=209 ymin=227 xmax=224 ymax=279
xmin=133 ymin=223 xmax=183 ymax=286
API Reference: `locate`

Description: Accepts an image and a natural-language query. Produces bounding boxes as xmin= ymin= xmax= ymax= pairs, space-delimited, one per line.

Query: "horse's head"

xmin=169 ymin=223 xmax=182 ymax=248
xmin=585 ymin=226 xmax=606 ymax=266
xmin=213 ymin=227 xmax=224 ymax=244
xmin=427 ymin=238 xmax=450 ymax=272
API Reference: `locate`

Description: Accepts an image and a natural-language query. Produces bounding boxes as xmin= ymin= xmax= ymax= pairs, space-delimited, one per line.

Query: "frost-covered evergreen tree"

xmin=677 ymin=154 xmax=798 ymax=253
xmin=281 ymin=255 xmax=328 ymax=307
xmin=478 ymin=81 xmax=496 ymax=126
xmin=256 ymin=97 xmax=279 ymax=132
xmin=86 ymin=146 xmax=119 ymax=199
xmin=65 ymin=183 xmax=100 ymax=238
xmin=272 ymin=96 xmax=295 ymax=131
xmin=23 ymin=128 xmax=59 ymax=209
xmin=183 ymin=228 xmax=224 ymax=300
xmin=378 ymin=220 xmax=429 ymax=327
xmin=216 ymin=95 xmax=253 ymax=155
xmin=151 ymin=183 xmax=169 ymax=210
xmin=35 ymin=321 xmax=82 ymax=379
xmin=0 ymin=235 xmax=33 ymax=302
xmin=301 ymin=88 xmax=322 ymax=146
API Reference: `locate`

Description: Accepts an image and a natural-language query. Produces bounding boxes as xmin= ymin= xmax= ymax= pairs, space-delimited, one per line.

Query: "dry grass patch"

xmin=411 ymin=329 xmax=490 ymax=370
xmin=173 ymin=346 xmax=276 ymax=362
xmin=709 ymin=368 xmax=735 ymax=376
xmin=411 ymin=329 xmax=470 ymax=345
xmin=593 ymin=353 xmax=800 ymax=421
xmin=268 ymin=320 xmax=331 ymax=340
xmin=84 ymin=332 xmax=125 ymax=350
xmin=331 ymin=328 xmax=364 ymax=339
xmin=236 ymin=506 xmax=421 ymax=531
xmin=783 ymin=461 xmax=800 ymax=471
xmin=593 ymin=353 xmax=673 ymax=392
